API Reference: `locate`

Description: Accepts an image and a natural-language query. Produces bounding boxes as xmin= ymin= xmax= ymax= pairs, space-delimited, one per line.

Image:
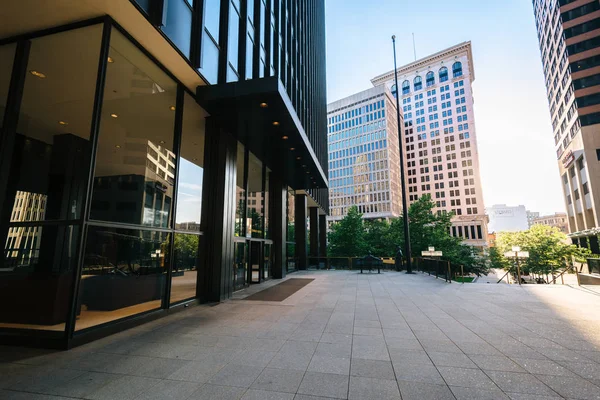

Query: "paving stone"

xmin=319 ymin=333 xmax=352 ymax=345
xmin=485 ymin=371 xmax=556 ymax=396
xmin=437 ymin=366 xmax=498 ymax=390
xmin=208 ymin=364 xmax=263 ymax=388
xmin=297 ymin=372 xmax=349 ymax=399
xmin=169 ymin=360 xmax=227 ymax=383
xmin=242 ymin=389 xmax=295 ymax=400
xmin=232 ymin=350 xmax=277 ymax=367
xmin=134 ymin=380 xmax=201 ymax=400
xmin=428 ymin=351 xmax=477 ymax=368
xmin=388 ymin=349 xmax=433 ymax=365
xmin=450 ymin=386 xmax=510 ymax=400
xmin=348 ymin=376 xmax=401 ymax=400
xmin=397 ymin=380 xmax=454 ymax=400
xmin=251 ymin=368 xmax=304 ymax=393
xmin=308 ymin=355 xmax=350 ymax=375
xmin=535 ymin=373 xmax=600 ymax=399
xmin=511 ymin=358 xmax=576 ymax=376
xmin=85 ymin=375 xmax=161 ymax=400
xmin=188 ymin=384 xmax=246 ymax=400
xmin=47 ymin=371 xmax=119 ymax=398
xmin=350 ymin=358 xmax=395 ymax=380
xmin=393 ymin=362 xmax=445 ymax=385
xmin=469 ymin=355 xmax=526 ymax=373
xmin=506 ymin=393 xmax=564 ymax=400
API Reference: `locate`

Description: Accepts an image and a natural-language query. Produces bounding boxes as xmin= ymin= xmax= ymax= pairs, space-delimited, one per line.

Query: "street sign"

xmin=504 ymin=251 xmax=529 ymax=258
xmin=422 ymin=251 xmax=443 ymax=257
xmin=428 ymin=247 xmax=435 ymax=252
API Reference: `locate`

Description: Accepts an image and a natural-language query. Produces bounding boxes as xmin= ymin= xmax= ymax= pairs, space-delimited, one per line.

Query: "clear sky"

xmin=325 ymin=0 xmax=565 ymax=216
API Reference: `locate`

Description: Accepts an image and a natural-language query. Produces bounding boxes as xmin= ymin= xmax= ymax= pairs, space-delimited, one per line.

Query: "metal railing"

xmin=413 ymin=257 xmax=466 ymax=283
xmin=307 ymin=256 xmax=397 ymax=271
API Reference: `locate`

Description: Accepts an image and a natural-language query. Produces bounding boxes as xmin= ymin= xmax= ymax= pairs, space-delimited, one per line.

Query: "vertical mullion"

xmin=252 ymin=0 xmax=260 ymax=79
xmin=66 ymin=19 xmax=112 ymax=342
xmin=273 ymin=0 xmax=280 ymax=78
xmin=164 ymin=85 xmax=185 ymax=308
xmin=0 ymin=40 xmax=30 ymax=256
xmin=265 ymin=0 xmax=272 ymax=76
xmin=191 ymin=0 xmax=205 ymax=69
xmin=218 ymin=0 xmax=230 ymax=83
xmin=286 ymin=0 xmax=292 ymax=93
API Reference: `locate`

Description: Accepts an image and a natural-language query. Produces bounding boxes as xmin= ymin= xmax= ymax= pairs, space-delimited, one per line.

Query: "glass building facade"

xmin=0 ymin=0 xmax=327 ymax=348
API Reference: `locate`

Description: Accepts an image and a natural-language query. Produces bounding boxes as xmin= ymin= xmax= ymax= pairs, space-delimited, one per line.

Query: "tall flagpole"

xmin=392 ymin=35 xmax=413 ymax=273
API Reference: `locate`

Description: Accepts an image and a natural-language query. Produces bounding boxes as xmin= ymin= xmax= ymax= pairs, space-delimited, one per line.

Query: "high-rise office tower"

xmin=371 ymin=42 xmax=488 ymax=250
xmin=532 ymin=0 xmax=600 ymax=252
xmin=326 ymin=86 xmax=403 ymax=222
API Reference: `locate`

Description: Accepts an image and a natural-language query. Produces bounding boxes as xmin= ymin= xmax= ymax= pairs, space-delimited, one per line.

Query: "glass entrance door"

xmin=249 ymin=241 xmax=262 ymax=284
xmin=263 ymin=242 xmax=272 ymax=280
xmin=233 ymin=240 xmax=248 ymax=291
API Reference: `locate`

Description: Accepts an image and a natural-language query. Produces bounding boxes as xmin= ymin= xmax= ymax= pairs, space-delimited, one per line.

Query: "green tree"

xmin=328 ymin=206 xmax=368 ymax=257
xmin=492 ymin=225 xmax=589 ymax=279
xmin=364 ymin=219 xmax=392 ymax=257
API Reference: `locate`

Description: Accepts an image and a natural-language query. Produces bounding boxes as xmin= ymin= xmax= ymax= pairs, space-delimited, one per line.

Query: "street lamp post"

xmin=392 ymin=35 xmax=413 ymax=274
xmin=504 ymin=246 xmax=529 ymax=285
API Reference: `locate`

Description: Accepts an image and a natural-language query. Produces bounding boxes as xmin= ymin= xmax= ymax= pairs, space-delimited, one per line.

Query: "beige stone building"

xmin=532 ymin=212 xmax=569 ymax=233
xmin=371 ymin=42 xmax=488 ymax=250
xmin=532 ymin=0 xmax=600 ymax=253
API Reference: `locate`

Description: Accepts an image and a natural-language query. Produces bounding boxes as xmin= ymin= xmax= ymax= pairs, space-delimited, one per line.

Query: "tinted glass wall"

xmin=0 ymin=26 xmax=102 ymax=332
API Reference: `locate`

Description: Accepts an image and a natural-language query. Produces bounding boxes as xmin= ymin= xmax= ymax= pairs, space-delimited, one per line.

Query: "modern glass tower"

xmin=532 ymin=0 xmax=600 ymax=253
xmin=0 ymin=0 xmax=328 ymax=348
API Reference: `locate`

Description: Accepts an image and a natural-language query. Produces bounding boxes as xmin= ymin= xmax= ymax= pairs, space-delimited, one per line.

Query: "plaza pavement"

xmin=1 ymin=270 xmax=599 ymax=399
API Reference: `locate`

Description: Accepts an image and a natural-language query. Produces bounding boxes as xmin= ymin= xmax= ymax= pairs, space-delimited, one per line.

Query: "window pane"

xmin=227 ymin=2 xmax=240 ymax=74
xmin=247 ymin=152 xmax=263 ymax=238
xmin=235 ymin=144 xmax=246 ymax=237
xmin=90 ymin=29 xmax=177 ymax=228
xmin=201 ymin=33 xmax=219 ymax=84
xmin=233 ymin=241 xmax=247 ymax=290
xmin=175 ymin=92 xmax=206 ymax=232
xmin=287 ymin=188 xmax=295 ymax=241
xmin=170 ymin=233 xmax=199 ymax=304
xmin=163 ymin=0 xmax=192 ymax=59
xmin=76 ymin=226 xmax=169 ymax=330
xmin=4 ymin=26 xmax=101 ymax=222
xmin=0 ymin=224 xmax=79 ymax=331
xmin=0 ymin=43 xmax=16 ymax=128
xmin=133 ymin=0 xmax=151 ymax=14
xmin=264 ymin=168 xmax=270 ymax=238
xmin=204 ymin=0 xmax=221 ymax=41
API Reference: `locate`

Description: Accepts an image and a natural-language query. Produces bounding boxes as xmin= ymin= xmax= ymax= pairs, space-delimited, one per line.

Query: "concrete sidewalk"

xmin=1 ymin=270 xmax=599 ymax=399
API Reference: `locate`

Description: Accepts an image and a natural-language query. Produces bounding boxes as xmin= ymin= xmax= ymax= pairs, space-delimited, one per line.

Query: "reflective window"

xmin=235 ymin=144 xmax=246 ymax=237
xmin=233 ymin=240 xmax=247 ymax=290
xmin=162 ymin=0 xmax=193 ymax=59
xmin=170 ymin=233 xmax=199 ymax=304
xmin=402 ymin=80 xmax=410 ymax=95
xmin=0 ymin=26 xmax=102 ymax=332
xmin=90 ymin=28 xmax=177 ymax=228
xmin=452 ymin=62 xmax=463 ymax=78
xmin=76 ymin=227 xmax=169 ymax=330
xmin=426 ymin=71 xmax=435 ymax=87
xmin=247 ymin=152 xmax=263 ymax=238
xmin=439 ymin=67 xmax=448 ymax=82
xmin=204 ymin=0 xmax=221 ymax=41
xmin=176 ymin=92 xmax=206 ymax=232
xmin=134 ymin=0 xmax=152 ymax=14
xmin=414 ymin=76 xmax=422 ymax=91
xmin=390 ymin=83 xmax=397 ymax=98
xmin=227 ymin=1 xmax=241 ymax=82
xmin=0 ymin=43 xmax=15 ymax=128
xmin=264 ymin=168 xmax=271 ymax=238
xmin=201 ymin=33 xmax=219 ymax=84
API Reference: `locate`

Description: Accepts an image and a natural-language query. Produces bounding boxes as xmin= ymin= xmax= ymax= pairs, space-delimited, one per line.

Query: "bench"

xmin=357 ymin=255 xmax=383 ymax=274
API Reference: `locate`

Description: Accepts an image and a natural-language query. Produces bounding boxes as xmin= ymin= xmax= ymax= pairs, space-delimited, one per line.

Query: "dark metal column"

xmin=295 ymin=193 xmax=307 ymax=270
xmin=270 ymin=174 xmax=287 ymax=279
xmin=309 ymin=206 xmax=319 ymax=259
xmin=200 ymin=117 xmax=238 ymax=302
xmin=590 ymin=235 xmax=600 ymax=255
xmin=319 ymin=214 xmax=327 ymax=257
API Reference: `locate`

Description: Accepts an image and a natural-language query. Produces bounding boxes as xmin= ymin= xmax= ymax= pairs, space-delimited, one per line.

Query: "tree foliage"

xmin=492 ymin=225 xmax=589 ymax=276
xmin=327 ymin=195 xmax=488 ymax=275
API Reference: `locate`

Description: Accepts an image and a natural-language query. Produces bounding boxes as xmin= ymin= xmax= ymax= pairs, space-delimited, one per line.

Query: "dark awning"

xmin=196 ymin=76 xmax=327 ymax=191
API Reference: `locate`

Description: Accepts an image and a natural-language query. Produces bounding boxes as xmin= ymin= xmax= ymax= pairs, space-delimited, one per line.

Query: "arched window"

xmin=439 ymin=66 xmax=448 ymax=83
xmin=414 ymin=76 xmax=422 ymax=91
xmin=402 ymin=80 xmax=410 ymax=95
xmin=453 ymin=62 xmax=463 ymax=78
xmin=426 ymin=71 xmax=435 ymax=87
xmin=391 ymin=83 xmax=397 ymax=98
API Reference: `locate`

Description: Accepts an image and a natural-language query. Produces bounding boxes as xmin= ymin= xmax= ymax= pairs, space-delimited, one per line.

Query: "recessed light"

xmin=58 ymin=121 xmax=68 ymax=126
xmin=290 ymin=147 xmax=295 ymax=151
xmin=296 ymin=156 xmax=301 ymax=160
xmin=29 ymin=70 xmax=46 ymax=79
xmin=260 ymin=103 xmax=268 ymax=108
xmin=302 ymin=164 xmax=306 ymax=168
xmin=107 ymin=56 xmax=114 ymax=63
xmin=110 ymin=113 xmax=118 ymax=118
xmin=115 ymin=145 xmax=121 ymax=149
xmin=272 ymin=121 xmax=280 ymax=126
xmin=169 ymin=106 xmax=176 ymax=111
xmin=282 ymin=135 xmax=289 ymax=140
xmin=306 ymin=171 xmax=310 ymax=174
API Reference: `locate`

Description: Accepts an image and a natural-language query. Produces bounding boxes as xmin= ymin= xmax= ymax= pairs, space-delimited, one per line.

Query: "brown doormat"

xmin=244 ymin=278 xmax=314 ymax=301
